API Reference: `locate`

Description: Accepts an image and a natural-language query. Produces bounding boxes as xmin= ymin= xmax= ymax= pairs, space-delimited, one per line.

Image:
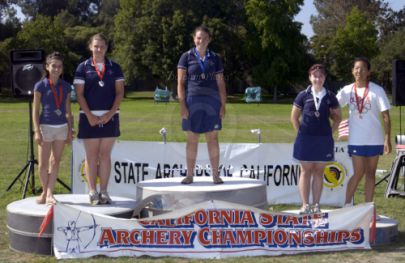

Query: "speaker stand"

xmin=6 ymin=99 xmax=37 ymax=198
xmin=6 ymin=99 xmax=71 ymax=198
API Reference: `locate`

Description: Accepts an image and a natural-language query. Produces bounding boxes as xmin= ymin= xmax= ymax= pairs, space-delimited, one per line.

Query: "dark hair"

xmin=193 ymin=25 xmax=211 ymax=38
xmin=308 ymin=63 xmax=326 ymax=76
xmin=88 ymin=33 xmax=109 ymax=47
xmin=44 ymin=51 xmax=64 ymax=78
xmin=354 ymin=57 xmax=371 ymax=70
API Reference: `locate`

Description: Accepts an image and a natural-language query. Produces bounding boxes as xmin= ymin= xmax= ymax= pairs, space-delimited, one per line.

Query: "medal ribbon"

xmin=193 ymin=48 xmax=207 ymax=75
xmin=92 ymin=57 xmax=105 ymax=82
xmin=311 ymin=86 xmax=324 ymax=113
xmin=354 ymin=82 xmax=369 ymax=115
xmin=48 ymin=78 xmax=63 ymax=111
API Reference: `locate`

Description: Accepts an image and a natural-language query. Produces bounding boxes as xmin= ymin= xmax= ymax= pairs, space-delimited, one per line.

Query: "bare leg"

xmin=312 ymin=163 xmax=327 ymax=205
xmin=345 ymin=156 xmax=366 ymax=204
xmin=37 ymin=142 xmax=52 ymax=203
xmin=46 ymin=140 xmax=66 ymax=203
xmin=364 ymin=156 xmax=379 ymax=202
xmin=83 ymin=138 xmax=101 ymax=192
xmin=98 ymin=137 xmax=116 ymax=192
xmin=205 ymin=131 xmax=220 ymax=178
xmin=186 ymin=132 xmax=199 ymax=177
xmin=299 ymin=162 xmax=312 ymax=206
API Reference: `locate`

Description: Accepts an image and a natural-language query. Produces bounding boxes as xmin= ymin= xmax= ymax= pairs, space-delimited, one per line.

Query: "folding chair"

xmin=244 ymin=86 xmax=262 ymax=103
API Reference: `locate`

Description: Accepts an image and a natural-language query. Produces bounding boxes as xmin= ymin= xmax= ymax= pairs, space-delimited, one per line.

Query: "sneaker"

xmin=99 ymin=191 xmax=113 ymax=204
xmin=299 ymin=204 xmax=311 ymax=214
xmin=89 ymin=191 xmax=99 ymax=205
xmin=343 ymin=203 xmax=353 ymax=208
xmin=312 ymin=203 xmax=321 ymax=213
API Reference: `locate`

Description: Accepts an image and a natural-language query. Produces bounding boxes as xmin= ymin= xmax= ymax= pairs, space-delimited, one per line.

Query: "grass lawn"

xmin=0 ymin=91 xmax=404 ymax=262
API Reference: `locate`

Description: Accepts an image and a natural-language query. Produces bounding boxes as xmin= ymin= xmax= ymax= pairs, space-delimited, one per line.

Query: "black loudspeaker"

xmin=392 ymin=59 xmax=405 ymax=106
xmin=10 ymin=50 xmax=45 ymax=96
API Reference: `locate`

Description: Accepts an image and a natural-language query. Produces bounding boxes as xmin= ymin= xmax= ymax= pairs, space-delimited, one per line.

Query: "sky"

xmin=295 ymin=0 xmax=405 ymax=38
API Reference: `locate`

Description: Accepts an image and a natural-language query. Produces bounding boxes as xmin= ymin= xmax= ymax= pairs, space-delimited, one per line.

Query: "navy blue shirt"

xmin=34 ymin=78 xmax=71 ymax=125
xmin=294 ymin=87 xmax=339 ymax=136
xmin=177 ymin=48 xmax=224 ymax=97
xmin=74 ymin=58 xmax=124 ymax=111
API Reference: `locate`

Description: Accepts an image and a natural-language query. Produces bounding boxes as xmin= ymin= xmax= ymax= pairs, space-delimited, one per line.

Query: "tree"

xmin=244 ymin=0 xmax=308 ymax=99
xmin=328 ymin=7 xmax=378 ymax=82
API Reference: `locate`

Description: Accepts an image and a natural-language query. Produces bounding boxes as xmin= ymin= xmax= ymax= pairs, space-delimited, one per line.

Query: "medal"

xmin=354 ymin=82 xmax=369 ymax=118
xmin=311 ymin=86 xmax=325 ymax=119
xmin=92 ymin=57 xmax=106 ymax=88
xmin=48 ymin=78 xmax=63 ymax=117
xmin=193 ymin=48 xmax=208 ymax=81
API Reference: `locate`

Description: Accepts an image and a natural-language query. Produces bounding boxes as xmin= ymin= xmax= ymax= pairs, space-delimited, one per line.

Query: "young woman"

xmin=33 ymin=51 xmax=73 ymax=205
xmin=291 ymin=64 xmax=341 ymax=214
xmin=337 ymin=57 xmax=391 ymax=205
xmin=177 ymin=25 xmax=227 ymax=184
xmin=74 ymin=33 xmax=125 ymax=205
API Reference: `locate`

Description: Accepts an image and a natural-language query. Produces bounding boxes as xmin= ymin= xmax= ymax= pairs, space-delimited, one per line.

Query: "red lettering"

xmin=98 ymin=228 xmax=115 ymax=246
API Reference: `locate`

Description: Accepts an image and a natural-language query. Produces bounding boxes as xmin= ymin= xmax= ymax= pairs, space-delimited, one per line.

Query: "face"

xmin=309 ymin=70 xmax=326 ymax=87
xmin=193 ymin=30 xmax=211 ymax=50
xmin=46 ymin=59 xmax=63 ymax=78
xmin=89 ymin=38 xmax=108 ymax=58
xmin=352 ymin=61 xmax=370 ymax=82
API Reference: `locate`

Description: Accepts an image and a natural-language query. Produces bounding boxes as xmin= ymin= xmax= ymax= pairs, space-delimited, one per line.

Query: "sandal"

xmin=181 ymin=176 xmax=193 ymax=184
xmin=36 ymin=195 xmax=46 ymax=204
xmin=213 ymin=176 xmax=224 ymax=184
xmin=46 ymin=196 xmax=57 ymax=205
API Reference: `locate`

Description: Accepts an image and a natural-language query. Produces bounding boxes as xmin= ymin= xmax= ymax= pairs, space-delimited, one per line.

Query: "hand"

xmin=100 ymin=111 xmax=114 ymax=125
xmin=87 ymin=114 xmax=100 ymax=127
xmin=65 ymin=129 xmax=74 ymax=144
xmin=220 ymin=105 xmax=226 ymax=119
xmin=384 ymin=140 xmax=392 ymax=154
xmin=180 ymin=105 xmax=189 ymax=119
xmin=34 ymin=131 xmax=43 ymax=146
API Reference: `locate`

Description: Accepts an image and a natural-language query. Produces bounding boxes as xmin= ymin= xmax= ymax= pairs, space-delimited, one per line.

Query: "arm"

xmin=216 ymin=73 xmax=227 ymax=118
xmin=290 ymin=105 xmax=301 ymax=133
xmin=65 ymin=95 xmax=73 ymax=143
xmin=381 ymin=110 xmax=392 ymax=154
xmin=100 ymin=80 xmax=124 ymax=124
xmin=330 ymin=107 xmax=342 ymax=134
xmin=177 ymin=68 xmax=188 ymax=119
xmin=74 ymin=84 xmax=99 ymax=127
xmin=32 ymin=91 xmax=42 ymax=145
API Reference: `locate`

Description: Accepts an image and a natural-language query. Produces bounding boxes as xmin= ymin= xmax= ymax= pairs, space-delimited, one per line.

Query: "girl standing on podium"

xmin=33 ymin=51 xmax=73 ymax=205
xmin=291 ymin=64 xmax=341 ymax=214
xmin=337 ymin=57 xmax=392 ymax=206
xmin=74 ymin=33 xmax=125 ymax=205
xmin=177 ymin=25 xmax=227 ymax=184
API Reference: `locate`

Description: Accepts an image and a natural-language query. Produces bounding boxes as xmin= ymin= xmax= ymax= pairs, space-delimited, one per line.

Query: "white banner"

xmin=53 ymin=200 xmax=373 ymax=259
xmin=72 ymin=140 xmax=353 ymax=206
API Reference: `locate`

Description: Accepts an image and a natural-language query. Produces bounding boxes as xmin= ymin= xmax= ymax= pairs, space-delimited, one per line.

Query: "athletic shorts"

xmin=293 ymin=134 xmax=334 ymax=162
xmin=78 ymin=111 xmax=120 ymax=139
xmin=348 ymin=145 xmax=384 ymax=157
xmin=40 ymin=124 xmax=68 ymax=142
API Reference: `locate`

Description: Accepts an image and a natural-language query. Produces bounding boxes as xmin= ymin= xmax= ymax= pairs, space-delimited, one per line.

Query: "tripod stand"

xmin=6 ymin=98 xmax=37 ymax=199
xmin=6 ymin=98 xmax=71 ymax=199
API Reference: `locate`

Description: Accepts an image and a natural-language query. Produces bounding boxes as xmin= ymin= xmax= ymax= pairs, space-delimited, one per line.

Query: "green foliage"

xmin=329 ymin=7 xmax=378 ymax=82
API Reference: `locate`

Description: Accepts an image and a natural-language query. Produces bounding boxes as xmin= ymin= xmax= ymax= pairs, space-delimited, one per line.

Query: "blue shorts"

xmin=348 ymin=145 xmax=384 ymax=157
xmin=182 ymin=95 xmax=222 ymax=133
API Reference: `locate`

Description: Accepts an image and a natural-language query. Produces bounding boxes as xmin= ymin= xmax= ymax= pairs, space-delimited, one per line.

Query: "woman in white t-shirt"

xmin=337 ymin=57 xmax=392 ymax=206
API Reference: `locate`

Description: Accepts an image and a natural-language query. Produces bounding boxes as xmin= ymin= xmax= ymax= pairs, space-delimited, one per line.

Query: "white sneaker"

xmin=89 ymin=191 xmax=99 ymax=206
xmin=299 ymin=204 xmax=311 ymax=214
xmin=343 ymin=203 xmax=353 ymax=208
xmin=312 ymin=203 xmax=321 ymax=213
xmin=99 ymin=191 xmax=113 ymax=204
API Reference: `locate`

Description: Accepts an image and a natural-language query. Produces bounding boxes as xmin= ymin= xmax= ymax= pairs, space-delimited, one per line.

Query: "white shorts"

xmin=40 ymin=124 xmax=68 ymax=142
